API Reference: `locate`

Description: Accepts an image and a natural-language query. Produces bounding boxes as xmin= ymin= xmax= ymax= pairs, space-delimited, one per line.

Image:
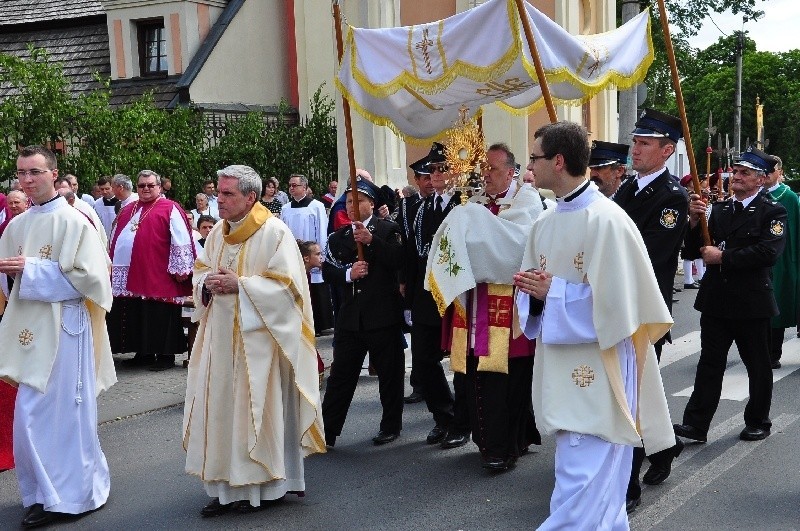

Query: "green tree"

xmin=0 ymin=47 xmax=75 ymax=177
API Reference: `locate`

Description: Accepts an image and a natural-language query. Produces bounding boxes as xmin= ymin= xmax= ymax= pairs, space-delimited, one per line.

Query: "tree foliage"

xmin=635 ymin=0 xmax=799 ymax=175
xmin=0 ymin=49 xmax=337 ymax=207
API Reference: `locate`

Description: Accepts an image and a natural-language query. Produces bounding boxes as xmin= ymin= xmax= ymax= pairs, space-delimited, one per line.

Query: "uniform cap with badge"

xmin=588 ymin=140 xmax=630 ymax=168
xmin=632 ymin=108 xmax=683 ymax=143
xmin=424 ymin=142 xmax=448 ymax=167
xmin=733 ymin=146 xmax=775 ymax=174
xmin=409 ymin=156 xmax=431 ymax=176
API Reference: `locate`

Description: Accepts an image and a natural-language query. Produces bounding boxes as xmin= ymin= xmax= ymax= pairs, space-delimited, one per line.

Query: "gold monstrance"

xmin=444 ymin=106 xmax=486 ymax=204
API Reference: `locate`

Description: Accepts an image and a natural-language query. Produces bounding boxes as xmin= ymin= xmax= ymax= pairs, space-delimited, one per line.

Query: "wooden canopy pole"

xmin=333 ymin=0 xmax=364 ymax=260
xmin=513 ymin=0 xmax=557 ymax=123
xmin=656 ymin=0 xmax=712 ymax=246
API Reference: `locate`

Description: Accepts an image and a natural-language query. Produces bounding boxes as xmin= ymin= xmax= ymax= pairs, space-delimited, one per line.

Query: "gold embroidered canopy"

xmin=335 ymin=0 xmax=654 ymax=143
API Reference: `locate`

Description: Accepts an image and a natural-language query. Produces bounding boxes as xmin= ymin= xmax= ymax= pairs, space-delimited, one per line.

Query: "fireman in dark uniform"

xmin=322 ymin=177 xmax=405 ymax=447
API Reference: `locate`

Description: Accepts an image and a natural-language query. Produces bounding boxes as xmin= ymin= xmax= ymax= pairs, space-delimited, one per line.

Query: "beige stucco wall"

xmin=189 ymin=0 xmax=289 ymax=105
xmin=103 ymin=0 xmax=227 ymax=79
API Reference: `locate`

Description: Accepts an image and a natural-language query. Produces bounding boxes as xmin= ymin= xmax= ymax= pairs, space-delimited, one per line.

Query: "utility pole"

xmin=733 ymin=30 xmax=743 ymax=154
xmin=618 ymin=0 xmax=640 ymax=148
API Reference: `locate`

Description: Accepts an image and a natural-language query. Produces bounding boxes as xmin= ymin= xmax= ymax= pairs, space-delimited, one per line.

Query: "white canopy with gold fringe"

xmin=335 ymin=0 xmax=653 ymax=144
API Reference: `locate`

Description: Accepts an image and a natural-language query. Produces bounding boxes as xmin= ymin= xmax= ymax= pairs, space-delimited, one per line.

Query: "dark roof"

xmin=176 ymin=0 xmax=245 ymax=92
xmin=0 ymin=22 xmax=110 ymax=99
xmin=110 ymin=76 xmax=182 ymax=108
xmin=0 ymin=0 xmax=104 ymax=26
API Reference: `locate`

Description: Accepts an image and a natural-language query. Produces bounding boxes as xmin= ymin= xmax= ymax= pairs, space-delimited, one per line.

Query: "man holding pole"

xmin=675 ymin=147 xmax=786 ymax=445
xmin=614 ymin=108 xmax=688 ymax=512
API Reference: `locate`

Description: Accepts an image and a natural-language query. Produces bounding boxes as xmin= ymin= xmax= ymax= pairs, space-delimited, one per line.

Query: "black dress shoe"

xmin=235 ymin=497 xmax=284 ymax=513
xmin=626 ymin=496 xmax=641 ymax=514
xmin=643 ymin=438 xmax=684 ymax=485
xmin=120 ymin=356 xmax=154 ymax=368
xmin=683 ymin=282 xmax=701 ymax=289
xmin=771 ymin=360 xmax=782 ymax=370
xmin=325 ymin=433 xmax=336 ymax=448
xmin=372 ymin=431 xmax=399 ymax=445
xmin=426 ymin=425 xmax=447 ymax=445
xmin=739 ymin=426 xmax=770 ymax=441
xmin=673 ymin=423 xmax=707 ymax=443
xmin=440 ymin=432 xmax=470 ymax=449
xmin=200 ymin=497 xmax=235 ymax=517
xmin=22 ymin=504 xmax=62 ymax=528
xmin=403 ymin=391 xmax=424 ymax=404
xmin=482 ymin=456 xmax=514 ymax=472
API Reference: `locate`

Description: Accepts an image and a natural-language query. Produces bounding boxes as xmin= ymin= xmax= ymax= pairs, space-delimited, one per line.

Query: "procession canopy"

xmin=335 ymin=0 xmax=654 ymax=144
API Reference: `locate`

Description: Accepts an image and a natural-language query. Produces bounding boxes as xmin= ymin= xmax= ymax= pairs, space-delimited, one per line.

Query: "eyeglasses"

xmin=529 ymin=153 xmax=556 ymax=163
xmin=429 ymin=164 xmax=448 ymax=173
xmin=137 ymin=183 xmax=158 ymax=189
xmin=16 ymin=168 xmax=51 ymax=177
xmin=288 ymin=183 xmax=305 ymax=188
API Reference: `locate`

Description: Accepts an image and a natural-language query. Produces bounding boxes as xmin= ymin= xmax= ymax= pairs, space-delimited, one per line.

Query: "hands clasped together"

xmin=205 ymin=267 xmax=239 ymax=295
xmin=513 ymin=269 xmax=553 ymax=301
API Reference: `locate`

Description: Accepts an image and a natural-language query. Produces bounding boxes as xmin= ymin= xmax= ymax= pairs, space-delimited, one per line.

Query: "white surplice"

xmin=10 ymin=260 xmax=110 ymax=514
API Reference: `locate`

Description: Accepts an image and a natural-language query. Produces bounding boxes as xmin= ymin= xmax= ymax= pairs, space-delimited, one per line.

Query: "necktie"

xmin=435 ymin=195 xmax=443 ymax=216
xmin=630 ymin=179 xmax=640 ymax=196
xmin=733 ymin=200 xmax=743 ymax=214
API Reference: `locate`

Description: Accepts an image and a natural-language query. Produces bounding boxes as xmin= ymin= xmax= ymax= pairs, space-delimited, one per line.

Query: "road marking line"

xmin=631 ymin=413 xmax=800 ymax=529
xmin=659 ymin=331 xmax=701 ymax=368
xmin=673 ymin=337 xmax=800 ymax=401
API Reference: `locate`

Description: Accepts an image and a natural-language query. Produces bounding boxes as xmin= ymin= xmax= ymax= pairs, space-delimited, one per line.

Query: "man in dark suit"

xmin=396 ymin=156 xmax=434 ymax=404
xmin=405 ymin=142 xmax=469 ymax=447
xmin=614 ymin=108 xmax=688 ymax=513
xmin=322 ymin=177 xmax=406 ymax=447
xmin=675 ymin=147 xmax=786 ymax=445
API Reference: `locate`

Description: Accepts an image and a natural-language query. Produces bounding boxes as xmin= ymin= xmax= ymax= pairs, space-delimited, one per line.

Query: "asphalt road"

xmin=1 ymin=279 xmax=800 ymax=529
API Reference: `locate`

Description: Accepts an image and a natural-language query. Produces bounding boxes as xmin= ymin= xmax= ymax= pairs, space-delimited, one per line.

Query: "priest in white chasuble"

xmin=513 ymin=123 xmax=675 ymax=530
xmin=183 ymin=165 xmax=325 ymax=518
xmin=0 ymin=146 xmax=115 ymax=528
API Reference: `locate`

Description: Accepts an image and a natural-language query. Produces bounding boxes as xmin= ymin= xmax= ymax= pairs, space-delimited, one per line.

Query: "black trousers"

xmin=683 ymin=314 xmax=772 ymax=433
xmin=465 ymin=354 xmax=538 ymax=459
xmin=322 ymin=325 xmax=405 ymax=436
xmin=769 ymin=327 xmax=785 ymax=362
xmin=410 ymin=321 xmax=454 ymax=428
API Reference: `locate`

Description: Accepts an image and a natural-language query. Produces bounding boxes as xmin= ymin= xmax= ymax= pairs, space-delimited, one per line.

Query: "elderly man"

xmin=281 ymin=173 xmax=333 ymax=334
xmin=675 ymin=147 xmax=786 ymax=445
xmin=191 ymin=192 xmax=219 ymax=224
xmin=93 ymin=176 xmax=118 ymax=237
xmin=428 ymin=143 xmax=543 ymax=469
xmin=0 ymin=190 xmax=27 ymax=235
xmin=56 ymin=175 xmax=107 ymax=248
xmin=107 ymin=170 xmax=196 ymax=371
xmin=111 ymin=173 xmax=138 ymax=212
xmin=613 ymin=109 xmax=689 ymax=512
xmin=322 ymin=177 xmax=406 ymax=446
xmin=183 ymin=164 xmax=324 ymax=517
xmin=762 ymin=155 xmax=799 ymax=369
xmin=514 ymin=122 xmax=675 ymax=528
xmin=588 ymin=140 xmax=630 ymax=198
xmin=0 ymin=146 xmax=115 ymax=528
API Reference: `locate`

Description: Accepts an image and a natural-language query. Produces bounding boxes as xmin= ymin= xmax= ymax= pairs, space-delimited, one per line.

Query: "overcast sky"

xmin=685 ymin=0 xmax=800 ymax=53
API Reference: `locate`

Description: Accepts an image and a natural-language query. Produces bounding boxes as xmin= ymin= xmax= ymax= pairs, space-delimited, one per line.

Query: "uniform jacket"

xmin=323 ymin=217 xmax=404 ymax=331
xmin=404 ymin=192 xmax=460 ymax=325
xmin=615 ymin=169 xmax=688 ymax=312
xmin=685 ymin=191 xmax=787 ymax=319
xmin=394 ymin=193 xmax=423 ymax=284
